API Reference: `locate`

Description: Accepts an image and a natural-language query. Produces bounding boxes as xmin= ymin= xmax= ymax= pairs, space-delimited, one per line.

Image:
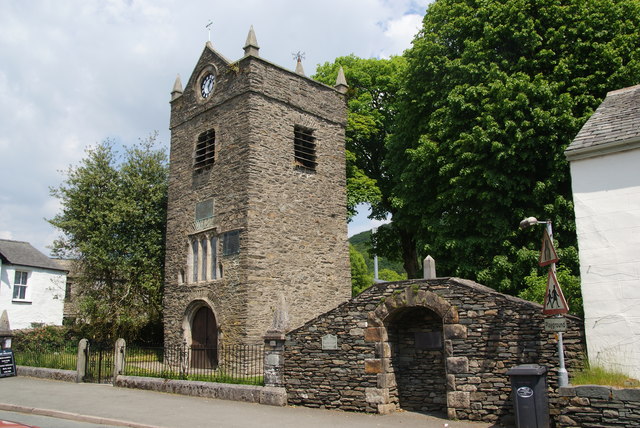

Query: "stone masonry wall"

xmin=164 ymin=45 xmax=254 ymax=347
xmin=164 ymin=43 xmax=350 ymax=348
xmin=284 ymin=278 xmax=585 ymax=425
xmin=244 ymin=70 xmax=351 ymax=339
xmin=556 ymin=385 xmax=640 ymax=427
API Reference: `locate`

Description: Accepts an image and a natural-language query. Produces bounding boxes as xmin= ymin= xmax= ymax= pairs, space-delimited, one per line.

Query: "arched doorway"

xmin=191 ymin=306 xmax=218 ymax=368
xmin=386 ymin=306 xmax=447 ymax=414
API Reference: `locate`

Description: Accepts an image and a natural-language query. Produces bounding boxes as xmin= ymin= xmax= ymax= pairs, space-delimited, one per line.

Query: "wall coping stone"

xmin=17 ymin=366 xmax=76 ymax=383
xmin=114 ymin=375 xmax=287 ymax=406
xmin=560 ymin=384 xmax=640 ymax=401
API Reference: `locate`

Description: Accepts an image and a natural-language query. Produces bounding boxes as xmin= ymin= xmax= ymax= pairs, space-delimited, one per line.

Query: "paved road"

xmin=0 ymin=410 xmax=122 ymax=428
xmin=0 ymin=377 xmax=495 ymax=428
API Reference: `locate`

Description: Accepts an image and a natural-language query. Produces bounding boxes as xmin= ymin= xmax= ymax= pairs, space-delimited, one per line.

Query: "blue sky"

xmin=0 ymin=0 xmax=431 ymax=254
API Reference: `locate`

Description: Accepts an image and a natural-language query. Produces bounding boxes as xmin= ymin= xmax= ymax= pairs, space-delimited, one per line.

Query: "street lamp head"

xmin=519 ymin=216 xmax=539 ymax=229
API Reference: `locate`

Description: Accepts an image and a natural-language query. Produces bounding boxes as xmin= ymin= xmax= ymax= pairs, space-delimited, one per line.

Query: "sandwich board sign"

xmin=539 ymin=228 xmax=559 ymax=267
xmin=543 ymin=270 xmax=569 ymax=315
xmin=0 ymin=349 xmax=16 ymax=378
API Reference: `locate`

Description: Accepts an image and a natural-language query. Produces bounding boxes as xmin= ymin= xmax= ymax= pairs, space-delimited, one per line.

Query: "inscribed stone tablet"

xmin=322 ymin=334 xmax=338 ymax=350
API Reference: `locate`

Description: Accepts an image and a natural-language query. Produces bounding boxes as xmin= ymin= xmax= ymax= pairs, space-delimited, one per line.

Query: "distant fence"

xmin=13 ymin=339 xmax=264 ymax=386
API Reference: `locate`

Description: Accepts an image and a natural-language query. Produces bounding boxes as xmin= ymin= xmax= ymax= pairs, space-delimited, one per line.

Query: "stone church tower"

xmin=163 ymin=28 xmax=351 ymax=352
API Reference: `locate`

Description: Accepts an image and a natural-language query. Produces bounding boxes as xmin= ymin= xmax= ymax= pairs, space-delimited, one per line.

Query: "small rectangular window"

xmin=194 ymin=199 xmax=215 ymax=232
xmin=195 ymin=129 xmax=215 ymax=169
xmin=13 ymin=271 xmax=28 ymax=300
xmin=210 ymin=236 xmax=218 ymax=280
xmin=192 ymin=240 xmax=199 ymax=282
xmin=201 ymin=238 xmax=208 ymax=280
xmin=195 ymin=199 xmax=214 ymax=221
xmin=222 ymin=230 xmax=240 ymax=256
xmin=294 ymin=125 xmax=316 ymax=172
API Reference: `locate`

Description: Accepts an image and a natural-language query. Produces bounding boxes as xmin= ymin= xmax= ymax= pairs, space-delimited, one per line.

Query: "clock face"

xmin=201 ymin=73 xmax=215 ymax=99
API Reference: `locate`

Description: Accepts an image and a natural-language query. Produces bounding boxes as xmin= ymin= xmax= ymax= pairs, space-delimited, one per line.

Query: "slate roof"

xmin=566 ymin=84 xmax=640 ymax=161
xmin=0 ymin=239 xmax=66 ymax=272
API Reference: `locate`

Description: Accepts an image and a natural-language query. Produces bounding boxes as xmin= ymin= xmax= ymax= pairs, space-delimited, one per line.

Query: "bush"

xmin=12 ymin=325 xmax=76 ymax=352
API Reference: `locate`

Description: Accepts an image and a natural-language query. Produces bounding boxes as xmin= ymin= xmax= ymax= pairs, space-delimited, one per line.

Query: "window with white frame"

xmin=191 ymin=240 xmax=199 ymax=282
xmin=13 ymin=271 xmax=28 ymax=300
xmin=188 ymin=234 xmax=221 ymax=283
xmin=210 ymin=236 xmax=218 ymax=280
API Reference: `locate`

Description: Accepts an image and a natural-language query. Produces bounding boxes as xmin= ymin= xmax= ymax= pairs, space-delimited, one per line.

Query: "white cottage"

xmin=0 ymin=239 xmax=67 ymax=329
xmin=565 ymin=84 xmax=640 ymax=378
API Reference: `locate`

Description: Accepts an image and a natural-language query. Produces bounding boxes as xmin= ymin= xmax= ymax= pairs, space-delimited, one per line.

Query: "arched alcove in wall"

xmin=183 ymin=300 xmax=219 ymax=369
xmin=385 ymin=306 xmax=447 ymax=414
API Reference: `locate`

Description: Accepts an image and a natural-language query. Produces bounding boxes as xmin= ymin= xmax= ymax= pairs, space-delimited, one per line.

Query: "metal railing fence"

xmin=123 ymin=343 xmax=264 ymax=386
xmin=13 ymin=342 xmax=77 ymax=371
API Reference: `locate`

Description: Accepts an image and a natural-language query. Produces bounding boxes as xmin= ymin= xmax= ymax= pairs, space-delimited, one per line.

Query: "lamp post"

xmin=372 ymin=227 xmax=379 ymax=282
xmin=520 ymin=216 xmax=569 ymax=387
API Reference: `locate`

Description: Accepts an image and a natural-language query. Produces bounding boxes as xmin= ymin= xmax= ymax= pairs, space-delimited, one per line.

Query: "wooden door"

xmin=191 ymin=306 xmax=218 ymax=368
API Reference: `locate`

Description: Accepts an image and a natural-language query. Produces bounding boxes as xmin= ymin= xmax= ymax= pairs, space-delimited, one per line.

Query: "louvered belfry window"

xmin=294 ymin=125 xmax=316 ymax=172
xmin=195 ymin=129 xmax=215 ymax=169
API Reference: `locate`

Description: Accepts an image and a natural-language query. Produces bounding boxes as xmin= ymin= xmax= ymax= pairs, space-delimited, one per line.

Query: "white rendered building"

xmin=565 ymin=84 xmax=640 ymax=378
xmin=0 ymin=239 xmax=67 ymax=329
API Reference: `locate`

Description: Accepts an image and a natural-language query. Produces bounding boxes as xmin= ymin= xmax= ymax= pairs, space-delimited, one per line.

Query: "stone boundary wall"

xmin=113 ymin=375 xmax=287 ymax=407
xmin=556 ymin=385 xmax=640 ymax=427
xmin=16 ymin=366 xmax=287 ymax=407
xmin=17 ymin=366 xmax=76 ymax=383
xmin=284 ymin=278 xmax=585 ymax=424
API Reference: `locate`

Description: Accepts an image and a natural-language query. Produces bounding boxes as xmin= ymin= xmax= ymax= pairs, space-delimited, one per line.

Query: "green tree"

xmin=350 ymin=244 xmax=373 ymax=296
xmin=49 ymin=135 xmax=168 ymax=342
xmin=518 ymin=266 xmax=583 ymax=317
xmin=378 ymin=268 xmax=407 ymax=282
xmin=388 ymin=0 xmax=640 ymax=294
xmin=315 ymin=55 xmax=422 ymax=277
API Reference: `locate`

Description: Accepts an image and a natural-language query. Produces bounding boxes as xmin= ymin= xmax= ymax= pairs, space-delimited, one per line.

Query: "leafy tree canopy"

xmin=350 ymin=244 xmax=373 ymax=296
xmin=388 ymin=0 xmax=640 ymax=294
xmin=315 ymin=55 xmax=423 ymax=277
xmin=49 ymin=134 xmax=168 ymax=342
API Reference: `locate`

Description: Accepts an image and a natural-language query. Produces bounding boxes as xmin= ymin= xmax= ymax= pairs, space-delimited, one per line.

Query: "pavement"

xmin=0 ymin=377 xmax=498 ymax=428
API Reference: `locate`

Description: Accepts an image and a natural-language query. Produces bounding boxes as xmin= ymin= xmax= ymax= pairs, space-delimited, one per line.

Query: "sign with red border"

xmin=543 ymin=270 xmax=569 ymax=315
xmin=539 ymin=228 xmax=559 ymax=267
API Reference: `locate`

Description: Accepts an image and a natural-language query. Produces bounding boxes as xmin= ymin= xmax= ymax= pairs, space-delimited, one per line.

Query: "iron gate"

xmin=84 ymin=342 xmax=114 ymax=384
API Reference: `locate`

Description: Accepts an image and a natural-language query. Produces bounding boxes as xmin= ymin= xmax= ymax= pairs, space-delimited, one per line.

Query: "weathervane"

xmin=292 ymin=51 xmax=305 ymax=62
xmin=206 ymin=20 xmax=213 ymax=42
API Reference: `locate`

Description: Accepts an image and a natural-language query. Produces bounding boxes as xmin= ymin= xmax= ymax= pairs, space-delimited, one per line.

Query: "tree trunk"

xmin=399 ymin=229 xmax=419 ymax=279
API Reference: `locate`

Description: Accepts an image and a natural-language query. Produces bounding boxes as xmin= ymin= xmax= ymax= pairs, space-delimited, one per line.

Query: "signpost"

xmin=520 ymin=217 xmax=570 ymax=387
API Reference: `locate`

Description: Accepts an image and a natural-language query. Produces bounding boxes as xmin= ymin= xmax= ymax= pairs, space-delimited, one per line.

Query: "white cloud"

xmin=380 ymin=13 xmax=424 ymax=57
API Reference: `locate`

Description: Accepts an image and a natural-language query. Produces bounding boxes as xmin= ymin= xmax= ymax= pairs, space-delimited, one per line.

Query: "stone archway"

xmin=385 ymin=306 xmax=447 ymax=414
xmin=365 ymin=286 xmax=467 ymax=417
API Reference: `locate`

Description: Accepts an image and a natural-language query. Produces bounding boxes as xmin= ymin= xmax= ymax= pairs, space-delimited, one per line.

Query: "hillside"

xmin=349 ymin=230 xmax=405 ymax=275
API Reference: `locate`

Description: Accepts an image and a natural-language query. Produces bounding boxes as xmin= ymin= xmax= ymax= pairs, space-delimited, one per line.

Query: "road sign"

xmin=544 ymin=317 xmax=567 ymax=332
xmin=543 ymin=270 xmax=569 ymax=315
xmin=539 ymin=228 xmax=559 ymax=266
